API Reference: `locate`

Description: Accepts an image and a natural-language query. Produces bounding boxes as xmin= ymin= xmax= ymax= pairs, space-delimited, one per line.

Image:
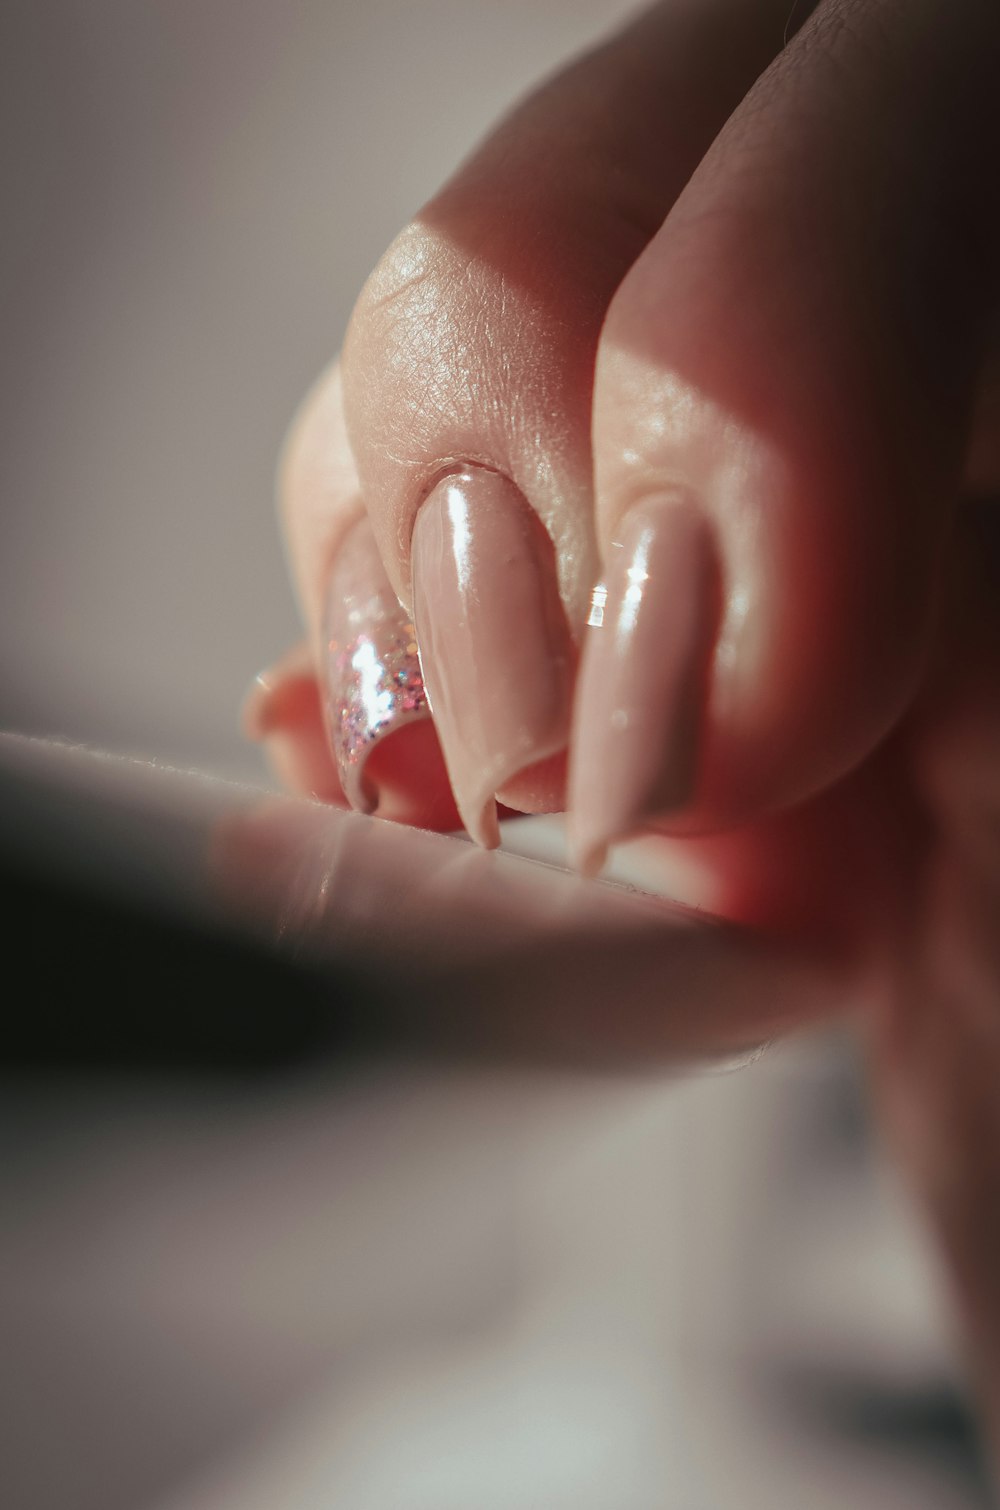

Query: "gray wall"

xmin=0 ymin=0 xmax=632 ymax=777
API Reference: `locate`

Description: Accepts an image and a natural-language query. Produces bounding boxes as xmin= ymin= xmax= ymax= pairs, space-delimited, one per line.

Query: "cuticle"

xmin=401 ymin=455 xmax=511 ymax=581
xmin=604 ymin=479 xmax=703 ymax=554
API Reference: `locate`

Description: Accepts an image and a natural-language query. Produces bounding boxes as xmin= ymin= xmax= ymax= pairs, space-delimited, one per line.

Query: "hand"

xmin=251 ymin=0 xmax=1000 ymax=1447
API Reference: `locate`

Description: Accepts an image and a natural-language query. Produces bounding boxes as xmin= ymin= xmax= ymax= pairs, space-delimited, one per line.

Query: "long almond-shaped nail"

xmin=411 ymin=468 xmax=574 ymax=848
xmin=324 ymin=513 xmax=432 ymax=814
xmin=569 ymin=496 xmax=715 ymax=876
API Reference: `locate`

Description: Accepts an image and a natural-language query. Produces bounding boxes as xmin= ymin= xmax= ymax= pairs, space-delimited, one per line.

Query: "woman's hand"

xmin=250 ymin=0 xmax=1000 ymax=1446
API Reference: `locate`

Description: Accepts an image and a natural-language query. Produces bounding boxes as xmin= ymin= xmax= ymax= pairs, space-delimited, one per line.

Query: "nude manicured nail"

xmin=324 ymin=513 xmax=431 ymax=814
xmin=569 ymin=496 xmax=715 ymax=876
xmin=411 ymin=468 xmax=574 ymax=848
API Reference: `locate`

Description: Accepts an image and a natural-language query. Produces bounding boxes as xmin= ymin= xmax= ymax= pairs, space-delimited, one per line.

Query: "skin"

xmin=261 ymin=0 xmax=1000 ymax=1455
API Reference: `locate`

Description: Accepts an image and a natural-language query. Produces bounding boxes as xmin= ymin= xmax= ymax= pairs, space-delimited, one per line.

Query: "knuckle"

xmin=343 ymin=223 xmax=485 ymax=464
xmin=347 ymin=226 xmax=465 ymax=390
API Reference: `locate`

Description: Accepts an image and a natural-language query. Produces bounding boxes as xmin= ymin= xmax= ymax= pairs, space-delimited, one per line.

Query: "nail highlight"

xmin=569 ymin=495 xmax=715 ymax=876
xmin=324 ymin=513 xmax=432 ymax=814
xmin=411 ymin=467 xmax=574 ymax=848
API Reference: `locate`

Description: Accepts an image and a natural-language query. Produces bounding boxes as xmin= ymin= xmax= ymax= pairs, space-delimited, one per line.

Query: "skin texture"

xmin=256 ymin=0 xmax=1000 ymax=1455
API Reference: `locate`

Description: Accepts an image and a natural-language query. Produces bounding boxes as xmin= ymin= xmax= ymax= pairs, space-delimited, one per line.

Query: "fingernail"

xmin=324 ymin=513 xmax=433 ymax=814
xmin=243 ymin=642 xmax=346 ymax=803
xmin=242 ymin=642 xmax=317 ymax=741
xmin=569 ymin=496 xmax=715 ymax=876
xmin=411 ymin=467 xmax=574 ymax=848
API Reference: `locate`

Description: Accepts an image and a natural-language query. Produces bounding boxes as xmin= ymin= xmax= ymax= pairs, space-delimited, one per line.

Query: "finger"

xmin=340 ymin=0 xmax=805 ymax=845
xmin=575 ymin=0 xmax=1000 ymax=869
xmin=243 ymin=639 xmax=345 ymax=803
xmin=216 ymin=793 xmax=847 ymax=1067
xmin=243 ymin=638 xmax=462 ymax=829
xmin=276 ymin=361 xmax=459 ymax=826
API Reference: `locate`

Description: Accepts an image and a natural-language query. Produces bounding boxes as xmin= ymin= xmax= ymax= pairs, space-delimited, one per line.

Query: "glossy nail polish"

xmin=411 ymin=467 xmax=574 ymax=848
xmin=324 ymin=513 xmax=433 ymax=814
xmin=569 ymin=495 xmax=715 ymax=876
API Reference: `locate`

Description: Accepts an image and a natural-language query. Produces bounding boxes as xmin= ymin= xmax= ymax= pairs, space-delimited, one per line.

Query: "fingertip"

xmin=495 ymin=749 xmax=568 ymax=816
xmin=362 ymin=719 xmax=462 ymax=831
xmin=242 ymin=643 xmax=318 ymax=742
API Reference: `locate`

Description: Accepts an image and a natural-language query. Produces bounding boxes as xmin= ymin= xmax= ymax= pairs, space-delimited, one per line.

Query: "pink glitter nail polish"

xmin=324 ymin=514 xmax=432 ymax=813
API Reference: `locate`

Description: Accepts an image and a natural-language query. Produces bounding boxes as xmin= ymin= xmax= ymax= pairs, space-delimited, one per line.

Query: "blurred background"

xmin=0 ymin=2 xmax=992 ymax=1507
xmin=0 ymin=0 xmax=638 ymax=777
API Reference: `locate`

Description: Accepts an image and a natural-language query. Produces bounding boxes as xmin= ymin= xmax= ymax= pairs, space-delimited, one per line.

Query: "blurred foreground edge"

xmin=0 ymin=735 xmax=835 ymax=1074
